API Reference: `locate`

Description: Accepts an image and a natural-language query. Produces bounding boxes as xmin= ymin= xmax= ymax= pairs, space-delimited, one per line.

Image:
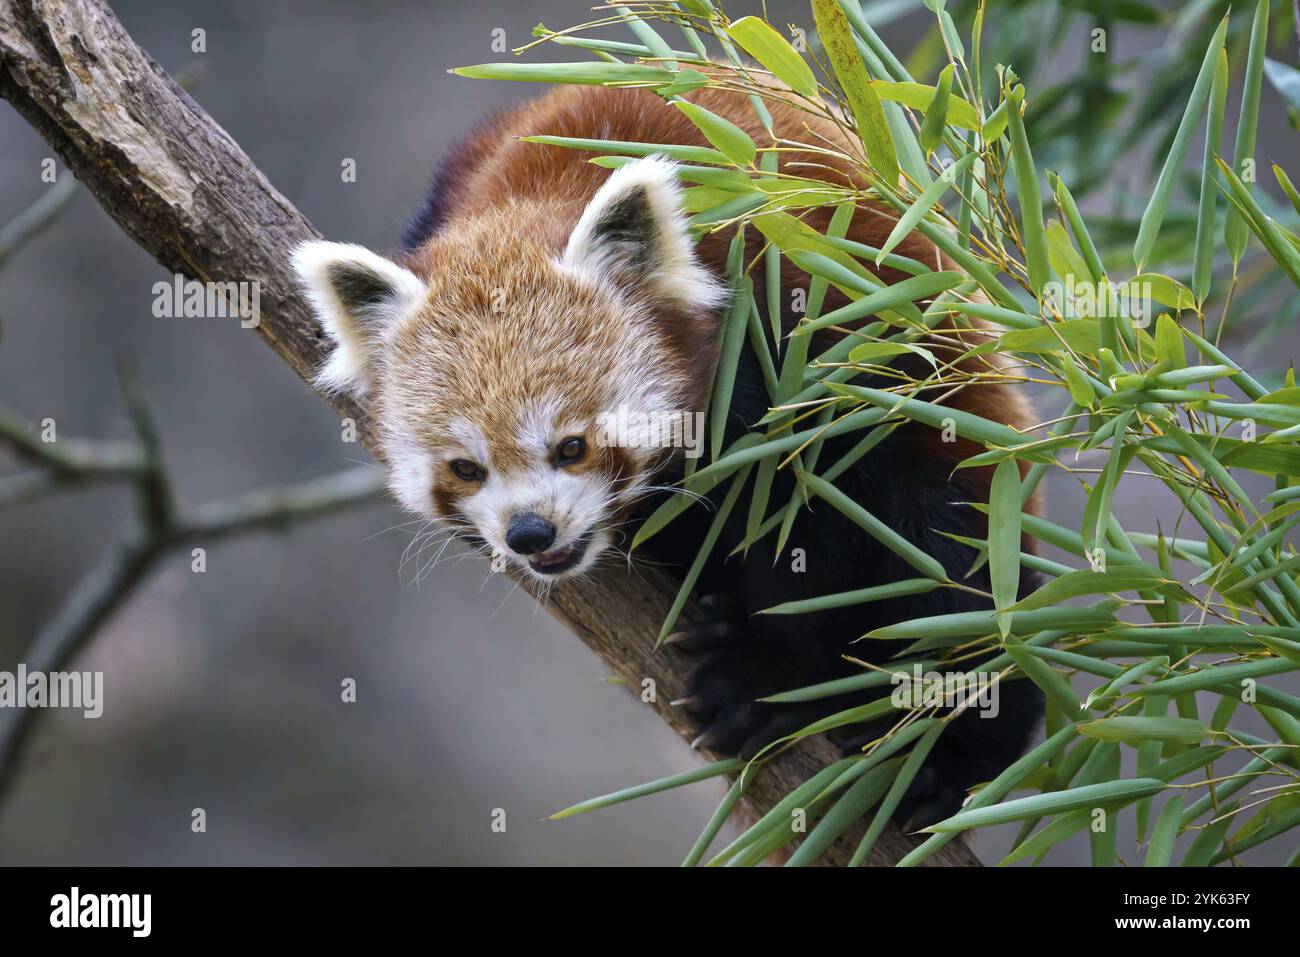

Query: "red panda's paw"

xmin=678 ymin=653 xmax=825 ymax=758
xmin=893 ymin=763 xmax=970 ymax=833
xmin=663 ymin=593 xmax=744 ymax=655
xmin=671 ymin=605 xmax=826 ymax=758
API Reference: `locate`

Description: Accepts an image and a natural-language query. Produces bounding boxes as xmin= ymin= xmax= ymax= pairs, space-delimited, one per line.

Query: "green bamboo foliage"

xmin=1226 ymin=0 xmax=1270 ymax=269
xmin=461 ymin=1 xmax=1300 ymax=866
xmin=1132 ymin=15 xmax=1228 ymax=273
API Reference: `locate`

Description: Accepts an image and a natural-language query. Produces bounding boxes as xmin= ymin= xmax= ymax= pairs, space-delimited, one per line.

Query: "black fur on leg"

xmin=669 ymin=593 xmax=859 ymax=757
xmin=892 ymin=675 xmax=1044 ymax=829
xmin=639 ymin=349 xmax=1043 ymax=826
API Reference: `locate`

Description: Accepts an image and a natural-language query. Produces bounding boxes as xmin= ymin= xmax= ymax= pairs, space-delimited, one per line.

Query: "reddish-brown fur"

xmin=402 ymin=83 xmax=1038 ymax=519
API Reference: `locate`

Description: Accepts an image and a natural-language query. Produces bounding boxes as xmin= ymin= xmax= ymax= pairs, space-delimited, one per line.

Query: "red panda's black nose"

xmin=506 ymin=513 xmax=557 ymax=555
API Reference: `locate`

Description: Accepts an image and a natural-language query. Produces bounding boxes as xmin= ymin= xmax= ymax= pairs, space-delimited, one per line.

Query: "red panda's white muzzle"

xmin=526 ymin=534 xmax=594 ymax=576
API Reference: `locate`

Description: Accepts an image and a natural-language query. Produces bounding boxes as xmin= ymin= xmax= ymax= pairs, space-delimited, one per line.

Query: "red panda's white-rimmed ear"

xmin=561 ymin=156 xmax=725 ymax=313
xmin=291 ymin=241 xmax=427 ymax=398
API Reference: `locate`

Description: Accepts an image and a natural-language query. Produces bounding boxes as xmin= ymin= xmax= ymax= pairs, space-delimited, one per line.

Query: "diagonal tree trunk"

xmin=0 ymin=0 xmax=979 ymax=866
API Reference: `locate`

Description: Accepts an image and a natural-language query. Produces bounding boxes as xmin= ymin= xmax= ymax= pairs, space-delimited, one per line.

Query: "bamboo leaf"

xmin=812 ymin=0 xmax=898 ymax=185
xmin=1226 ymin=0 xmax=1270 ymax=265
xmin=710 ymin=230 xmax=751 ymax=461
xmin=521 ymin=134 xmax=730 ymax=166
xmin=1144 ymin=794 xmax=1184 ymax=866
xmin=1180 ymin=805 xmax=1236 ymax=866
xmin=1275 ymin=164 xmax=1300 ymax=217
xmin=1061 ymin=358 xmax=1096 ymax=408
xmin=1265 ymin=57 xmax=1300 ymax=108
xmin=1192 ymin=49 xmax=1228 ymax=306
xmin=453 ymin=61 xmax=681 ymax=85
xmin=828 ymin=382 xmax=1027 ymax=447
xmin=875 ymin=152 xmax=975 ymax=264
xmin=1085 ymin=657 xmax=1170 ymax=709
xmin=682 ymin=774 xmax=746 ymax=867
xmin=615 ymin=4 xmax=677 ymax=69
xmin=871 ymin=80 xmax=980 ymax=130
xmin=918 ymin=64 xmax=954 ymax=156
xmin=656 ymin=465 xmax=751 ymax=645
xmin=848 ymin=341 xmax=937 ymax=370
xmin=1132 ymin=15 xmax=1228 ymax=271
xmin=869 ymin=606 xmax=1117 ymax=640
xmin=706 ymin=757 xmax=857 ymax=865
xmin=673 ymin=100 xmax=757 ymax=166
xmin=1132 ymin=656 xmax=1295 ymax=696
xmin=785 ymin=759 xmax=899 ymax=866
xmin=1050 ymin=172 xmax=1105 ymax=282
xmin=1079 ymin=716 xmax=1210 ymax=745
xmin=1004 ymin=641 xmax=1087 ymax=722
xmin=1153 ymin=313 xmax=1185 ymax=371
xmin=1134 ymin=273 xmax=1196 ymax=312
xmin=550 ymin=758 xmax=746 ymax=819
xmin=1045 ymin=220 xmax=1092 ymax=289
xmin=982 ymin=98 xmax=1009 ymax=141
xmin=792 ymin=264 xmax=958 ymax=333
xmin=989 ymin=458 xmax=1021 ymax=638
xmin=759 ymin=578 xmax=939 ymax=616
xmin=927 ymin=779 xmax=1165 ymax=832
xmin=725 ymin=16 xmax=817 ymax=97
xmin=851 ymin=723 xmax=945 ymax=863
xmin=898 ymin=725 xmax=1077 ymax=866
xmin=630 ymin=433 xmax=762 ymax=549
xmin=1013 ymin=566 xmax=1172 ymax=611
xmin=1000 ymin=320 xmax=1102 ymax=355
xmin=1215 ymin=158 xmax=1300 ymax=285
xmin=798 ymin=470 xmax=948 ymax=580
xmin=1005 ymin=85 xmax=1050 ymax=299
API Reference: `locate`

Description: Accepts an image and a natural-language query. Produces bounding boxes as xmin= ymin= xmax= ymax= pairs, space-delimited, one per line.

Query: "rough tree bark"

xmin=0 ymin=0 xmax=980 ymax=866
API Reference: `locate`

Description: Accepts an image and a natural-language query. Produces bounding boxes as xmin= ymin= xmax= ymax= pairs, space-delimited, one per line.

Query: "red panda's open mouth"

xmin=527 ymin=535 xmax=592 ymax=576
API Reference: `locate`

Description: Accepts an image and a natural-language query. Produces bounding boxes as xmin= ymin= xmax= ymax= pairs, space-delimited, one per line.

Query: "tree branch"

xmin=0 ymin=405 xmax=144 ymax=477
xmin=0 ymin=345 xmax=387 ymax=805
xmin=0 ymin=169 xmax=76 ymax=269
xmin=0 ymin=463 xmax=385 ymax=809
xmin=0 ymin=530 xmax=158 ymax=803
xmin=0 ymin=0 xmax=979 ymax=865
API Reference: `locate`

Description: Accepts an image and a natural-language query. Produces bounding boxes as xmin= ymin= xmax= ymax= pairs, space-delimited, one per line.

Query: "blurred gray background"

xmin=0 ymin=0 xmax=1295 ymax=865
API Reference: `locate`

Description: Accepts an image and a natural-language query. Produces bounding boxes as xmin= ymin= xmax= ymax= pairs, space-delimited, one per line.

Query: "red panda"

xmin=293 ymin=84 xmax=1043 ymax=827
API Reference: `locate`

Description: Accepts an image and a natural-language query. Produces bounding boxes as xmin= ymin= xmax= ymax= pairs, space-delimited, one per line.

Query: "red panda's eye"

xmin=556 ymin=436 xmax=586 ymax=465
xmin=450 ymin=459 xmax=485 ymax=482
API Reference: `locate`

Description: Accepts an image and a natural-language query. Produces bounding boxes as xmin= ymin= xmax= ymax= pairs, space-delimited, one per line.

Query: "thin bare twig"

xmin=0 ymin=172 xmax=78 ymax=270
xmin=0 ymin=461 xmax=385 ymax=806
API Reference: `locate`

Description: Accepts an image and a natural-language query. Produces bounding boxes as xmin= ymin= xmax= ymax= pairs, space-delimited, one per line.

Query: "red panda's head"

xmin=293 ymin=157 xmax=724 ymax=579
